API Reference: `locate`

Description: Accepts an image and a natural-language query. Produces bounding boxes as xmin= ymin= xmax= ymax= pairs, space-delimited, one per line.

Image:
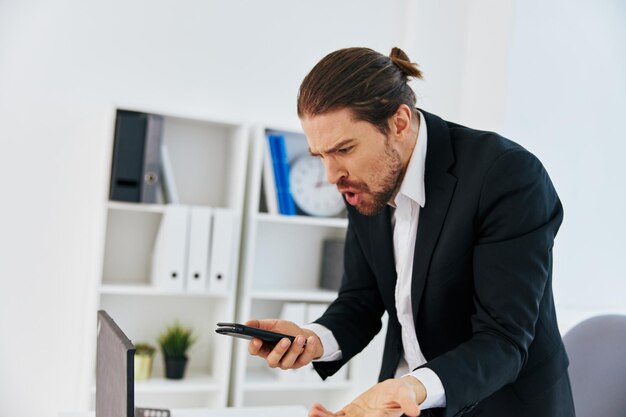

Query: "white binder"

xmin=304 ymin=303 xmax=346 ymax=381
xmin=277 ymin=302 xmax=308 ymax=382
xmin=306 ymin=303 xmax=329 ymax=324
xmin=150 ymin=205 xmax=189 ymax=291
xmin=280 ymin=302 xmax=308 ymax=325
xmin=186 ymin=206 xmax=213 ymax=293
xmin=262 ymin=135 xmax=279 ymax=214
xmin=160 ymin=143 xmax=180 ymax=204
xmin=208 ymin=208 xmax=237 ymax=294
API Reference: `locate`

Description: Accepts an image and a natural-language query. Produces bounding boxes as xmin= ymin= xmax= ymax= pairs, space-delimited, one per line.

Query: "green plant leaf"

xmin=157 ymin=321 xmax=197 ymax=359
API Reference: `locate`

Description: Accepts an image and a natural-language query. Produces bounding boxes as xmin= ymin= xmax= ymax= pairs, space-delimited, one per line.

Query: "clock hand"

xmin=315 ymin=166 xmax=327 ymax=188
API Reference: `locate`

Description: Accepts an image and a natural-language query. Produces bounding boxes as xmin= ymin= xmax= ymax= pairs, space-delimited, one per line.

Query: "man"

xmin=246 ymin=47 xmax=574 ymax=417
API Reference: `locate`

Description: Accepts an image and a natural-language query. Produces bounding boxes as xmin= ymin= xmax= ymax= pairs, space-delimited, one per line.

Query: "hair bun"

xmin=389 ymin=47 xmax=423 ymax=79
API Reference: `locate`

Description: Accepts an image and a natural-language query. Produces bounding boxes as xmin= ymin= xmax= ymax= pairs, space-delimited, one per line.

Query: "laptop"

xmin=96 ymin=310 xmax=169 ymax=417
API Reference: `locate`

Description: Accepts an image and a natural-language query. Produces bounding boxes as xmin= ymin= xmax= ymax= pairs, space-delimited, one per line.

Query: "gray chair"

xmin=562 ymin=314 xmax=626 ymax=417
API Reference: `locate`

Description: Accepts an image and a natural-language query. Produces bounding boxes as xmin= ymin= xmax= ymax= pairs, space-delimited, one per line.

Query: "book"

xmin=267 ymin=134 xmax=297 ymax=215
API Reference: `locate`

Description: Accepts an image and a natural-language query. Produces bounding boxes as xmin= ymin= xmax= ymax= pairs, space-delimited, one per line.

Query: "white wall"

xmin=0 ymin=1 xmax=412 ymax=416
xmin=504 ymin=0 xmax=626 ymax=329
xmin=457 ymin=0 xmax=626 ymax=330
xmin=411 ymin=0 xmax=626 ymax=330
xmin=1 ymin=0 xmax=624 ymax=416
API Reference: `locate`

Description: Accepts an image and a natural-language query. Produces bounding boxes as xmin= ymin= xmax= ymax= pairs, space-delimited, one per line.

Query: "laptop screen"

xmin=96 ymin=310 xmax=135 ymax=417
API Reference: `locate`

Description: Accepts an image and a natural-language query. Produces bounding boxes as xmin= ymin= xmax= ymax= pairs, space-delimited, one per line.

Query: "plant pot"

xmin=134 ymin=353 xmax=154 ymax=380
xmin=164 ymin=356 xmax=188 ymax=379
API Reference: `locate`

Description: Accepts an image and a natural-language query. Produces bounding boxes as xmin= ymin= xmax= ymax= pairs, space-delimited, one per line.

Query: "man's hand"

xmin=245 ymin=319 xmax=324 ymax=370
xmin=308 ymin=376 xmax=426 ymax=417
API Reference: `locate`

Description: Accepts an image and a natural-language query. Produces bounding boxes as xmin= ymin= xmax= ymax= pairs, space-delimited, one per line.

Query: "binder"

xmin=160 ymin=143 xmax=180 ymax=204
xmin=267 ymin=134 xmax=297 ymax=215
xmin=279 ymin=302 xmax=309 ymax=382
xmin=186 ymin=207 xmax=213 ymax=293
xmin=150 ymin=205 xmax=189 ymax=291
xmin=306 ymin=303 xmax=329 ymax=324
xmin=320 ymin=239 xmax=345 ymax=291
xmin=110 ymin=110 xmax=163 ymax=203
xmin=262 ymin=137 xmax=279 ymax=214
xmin=207 ymin=208 xmax=237 ymax=294
xmin=303 ymin=303 xmax=336 ymax=382
xmin=280 ymin=302 xmax=308 ymax=325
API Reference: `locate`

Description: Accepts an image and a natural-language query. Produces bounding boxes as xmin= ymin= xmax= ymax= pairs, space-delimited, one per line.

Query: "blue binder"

xmin=267 ymin=134 xmax=297 ymax=215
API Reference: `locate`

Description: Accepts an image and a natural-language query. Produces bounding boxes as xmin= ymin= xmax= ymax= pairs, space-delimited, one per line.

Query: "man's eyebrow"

xmin=309 ymin=139 xmax=354 ymax=156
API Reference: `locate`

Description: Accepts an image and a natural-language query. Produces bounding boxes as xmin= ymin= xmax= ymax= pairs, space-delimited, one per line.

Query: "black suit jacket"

xmin=313 ymin=110 xmax=575 ymax=417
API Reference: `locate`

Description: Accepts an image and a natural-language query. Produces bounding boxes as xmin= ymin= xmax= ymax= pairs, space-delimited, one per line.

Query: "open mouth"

xmin=343 ymin=192 xmax=361 ymax=206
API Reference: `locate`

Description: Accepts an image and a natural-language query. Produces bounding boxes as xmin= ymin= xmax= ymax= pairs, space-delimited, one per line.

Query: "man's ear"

xmin=389 ymin=104 xmax=414 ymax=140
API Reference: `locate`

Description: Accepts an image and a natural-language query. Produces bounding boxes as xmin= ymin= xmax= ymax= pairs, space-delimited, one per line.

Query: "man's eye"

xmin=338 ymin=147 xmax=352 ymax=154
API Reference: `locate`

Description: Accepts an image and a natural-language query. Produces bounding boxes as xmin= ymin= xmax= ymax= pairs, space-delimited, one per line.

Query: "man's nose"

xmin=324 ymin=158 xmax=346 ymax=185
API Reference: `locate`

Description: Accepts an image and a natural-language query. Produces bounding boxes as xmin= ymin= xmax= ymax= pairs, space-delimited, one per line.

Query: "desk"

xmin=60 ymin=405 xmax=308 ymax=417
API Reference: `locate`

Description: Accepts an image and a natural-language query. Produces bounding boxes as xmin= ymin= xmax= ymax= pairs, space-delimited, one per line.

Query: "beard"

xmin=339 ymin=141 xmax=404 ymax=216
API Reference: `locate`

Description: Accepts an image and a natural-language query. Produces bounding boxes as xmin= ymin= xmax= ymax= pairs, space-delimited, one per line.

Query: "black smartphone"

xmin=215 ymin=322 xmax=297 ymax=346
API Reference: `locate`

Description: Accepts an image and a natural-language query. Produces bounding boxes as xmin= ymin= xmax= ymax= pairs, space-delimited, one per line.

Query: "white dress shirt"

xmin=305 ymin=111 xmax=446 ymax=409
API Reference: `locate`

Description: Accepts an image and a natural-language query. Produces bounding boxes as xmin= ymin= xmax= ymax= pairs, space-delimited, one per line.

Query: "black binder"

xmin=109 ymin=110 xmax=163 ymax=203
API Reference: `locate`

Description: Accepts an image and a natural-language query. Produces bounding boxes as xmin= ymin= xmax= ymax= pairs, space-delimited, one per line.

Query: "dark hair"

xmin=297 ymin=47 xmax=423 ymax=135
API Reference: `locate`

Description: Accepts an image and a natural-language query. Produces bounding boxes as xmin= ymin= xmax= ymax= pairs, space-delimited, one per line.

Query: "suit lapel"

xmin=411 ymin=110 xmax=457 ymax=320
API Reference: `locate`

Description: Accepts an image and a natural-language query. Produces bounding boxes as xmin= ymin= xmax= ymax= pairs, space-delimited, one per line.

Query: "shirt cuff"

xmin=301 ymin=323 xmax=343 ymax=362
xmin=406 ymin=367 xmax=446 ymax=409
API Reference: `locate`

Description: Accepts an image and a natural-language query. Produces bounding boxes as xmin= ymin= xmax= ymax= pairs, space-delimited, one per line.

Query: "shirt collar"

xmin=392 ymin=110 xmax=427 ymax=208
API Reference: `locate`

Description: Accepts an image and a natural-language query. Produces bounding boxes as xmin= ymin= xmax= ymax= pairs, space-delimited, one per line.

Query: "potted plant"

xmin=157 ymin=321 xmax=196 ymax=379
xmin=134 ymin=342 xmax=156 ymax=380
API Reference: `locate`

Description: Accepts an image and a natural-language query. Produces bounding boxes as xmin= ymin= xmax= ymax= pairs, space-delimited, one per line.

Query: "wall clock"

xmin=289 ymin=154 xmax=345 ymax=217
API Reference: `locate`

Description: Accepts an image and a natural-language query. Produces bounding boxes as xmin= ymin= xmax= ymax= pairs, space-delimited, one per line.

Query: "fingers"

xmin=245 ymin=318 xmax=280 ymax=331
xmin=246 ymin=319 xmax=287 ymax=361
xmin=275 ymin=335 xmax=307 ymax=369
xmin=309 ymin=403 xmax=342 ymax=417
xmin=265 ymin=337 xmax=294 ymax=368
xmin=244 ymin=319 xmax=260 ymax=328
xmin=397 ymin=376 xmax=424 ymax=416
xmin=265 ymin=336 xmax=314 ymax=369
xmin=308 ymin=378 xmax=421 ymax=417
xmin=296 ymin=335 xmax=323 ymax=366
xmin=251 ymin=335 xmax=315 ymax=369
xmin=245 ymin=319 xmax=323 ymax=370
xmin=276 ymin=333 xmax=321 ymax=369
xmin=396 ymin=385 xmax=421 ymax=417
xmin=295 ymin=335 xmax=320 ymax=366
xmin=247 ymin=337 xmax=268 ymax=358
xmin=341 ymin=400 xmax=380 ymax=417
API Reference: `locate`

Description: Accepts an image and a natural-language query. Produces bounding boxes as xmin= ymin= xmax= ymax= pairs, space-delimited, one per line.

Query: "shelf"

xmin=107 ymin=201 xmax=235 ymax=213
xmin=232 ymin=125 xmax=367 ymax=407
xmin=107 ymin=201 xmax=167 ymax=213
xmin=242 ymin=368 xmax=351 ymax=392
xmin=250 ymin=289 xmax=338 ymax=303
xmin=136 ymin=373 xmax=220 ymax=393
xmin=98 ymin=284 xmax=227 ymax=298
xmin=256 ymin=213 xmax=348 ymax=228
xmin=94 ymin=109 xmax=251 ymax=410
xmin=92 ymin=373 xmax=220 ymax=394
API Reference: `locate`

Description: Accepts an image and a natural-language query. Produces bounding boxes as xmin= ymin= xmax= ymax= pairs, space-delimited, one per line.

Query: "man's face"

xmin=301 ymin=108 xmax=404 ymax=216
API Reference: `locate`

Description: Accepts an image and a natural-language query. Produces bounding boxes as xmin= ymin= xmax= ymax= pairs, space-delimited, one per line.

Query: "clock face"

xmin=289 ymin=154 xmax=345 ymax=217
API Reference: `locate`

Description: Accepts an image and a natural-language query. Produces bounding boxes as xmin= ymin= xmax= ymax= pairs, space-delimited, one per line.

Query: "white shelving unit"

xmin=93 ymin=108 xmax=249 ymax=409
xmin=233 ymin=126 xmax=386 ymax=410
